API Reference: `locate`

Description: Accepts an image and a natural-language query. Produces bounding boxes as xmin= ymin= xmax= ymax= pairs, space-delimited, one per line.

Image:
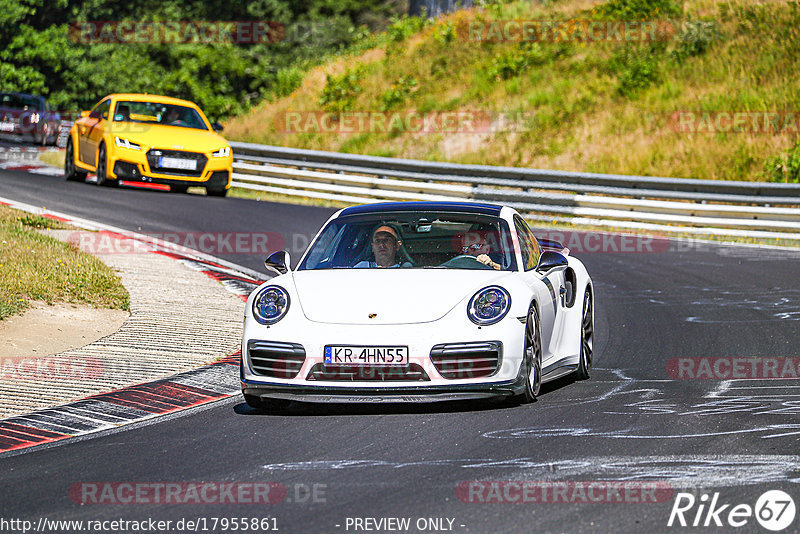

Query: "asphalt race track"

xmin=2 ymin=166 xmax=800 ymax=533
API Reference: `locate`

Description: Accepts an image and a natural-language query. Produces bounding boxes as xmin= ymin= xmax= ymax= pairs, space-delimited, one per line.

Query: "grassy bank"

xmin=0 ymin=206 xmax=129 ymax=320
xmin=225 ymin=0 xmax=800 ymax=183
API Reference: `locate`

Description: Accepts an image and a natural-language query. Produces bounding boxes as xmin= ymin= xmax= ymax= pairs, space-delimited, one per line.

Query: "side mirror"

xmin=535 ymin=250 xmax=568 ymax=274
xmin=212 ymin=122 xmax=224 ymax=132
xmin=80 ymin=110 xmax=91 ymax=118
xmin=265 ymin=250 xmax=290 ymax=276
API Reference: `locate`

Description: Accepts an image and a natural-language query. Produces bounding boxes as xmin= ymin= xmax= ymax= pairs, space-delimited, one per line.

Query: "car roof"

xmin=0 ymin=92 xmax=44 ymax=100
xmin=105 ymin=93 xmax=200 ymax=108
xmin=339 ymin=201 xmax=503 ymax=217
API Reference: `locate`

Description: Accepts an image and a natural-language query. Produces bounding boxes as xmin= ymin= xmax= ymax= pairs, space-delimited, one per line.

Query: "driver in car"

xmin=354 ymin=225 xmax=412 ymax=268
xmin=163 ymin=107 xmax=182 ymax=125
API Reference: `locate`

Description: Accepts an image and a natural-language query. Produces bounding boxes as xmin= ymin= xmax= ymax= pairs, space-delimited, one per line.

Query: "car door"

xmin=514 ymin=215 xmax=564 ymax=366
xmin=78 ymin=99 xmax=110 ymax=167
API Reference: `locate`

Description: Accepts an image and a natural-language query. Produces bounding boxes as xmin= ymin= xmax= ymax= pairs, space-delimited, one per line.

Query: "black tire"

xmin=518 ymin=303 xmax=542 ymax=403
xmin=64 ymin=137 xmax=87 ymax=182
xmin=244 ymin=394 xmax=291 ymax=412
xmin=576 ymin=288 xmax=594 ymax=380
xmin=206 ymin=186 xmax=228 ymax=197
xmin=95 ymin=143 xmax=109 ymax=186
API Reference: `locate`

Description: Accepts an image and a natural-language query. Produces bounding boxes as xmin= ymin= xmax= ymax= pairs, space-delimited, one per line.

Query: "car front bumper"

xmin=242 ymin=375 xmax=526 ymax=403
xmin=108 ymin=150 xmax=232 ymax=189
xmin=112 ymin=160 xmax=231 ymax=190
xmin=240 ymin=313 xmax=528 ymax=403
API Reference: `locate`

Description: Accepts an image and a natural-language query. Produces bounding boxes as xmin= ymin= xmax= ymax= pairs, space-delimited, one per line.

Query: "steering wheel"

xmin=438 ymin=255 xmax=493 ymax=270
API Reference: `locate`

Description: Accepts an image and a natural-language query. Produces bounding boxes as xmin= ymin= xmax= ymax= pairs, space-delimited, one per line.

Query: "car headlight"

xmin=212 ymin=146 xmax=230 ymax=158
xmin=252 ymin=285 xmax=290 ymax=325
xmin=114 ymin=136 xmax=141 ymax=150
xmin=467 ymin=286 xmax=511 ymax=325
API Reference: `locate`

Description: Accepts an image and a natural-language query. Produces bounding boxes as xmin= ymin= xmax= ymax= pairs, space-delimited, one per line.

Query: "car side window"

xmin=91 ymin=99 xmax=111 ymax=120
xmin=514 ymin=216 xmax=540 ymax=271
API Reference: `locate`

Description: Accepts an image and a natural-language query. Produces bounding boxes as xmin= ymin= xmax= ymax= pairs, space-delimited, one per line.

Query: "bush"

xmin=484 ymin=43 xmax=550 ymax=81
xmin=593 ymin=0 xmax=682 ymax=20
xmin=764 ymin=142 xmax=800 ymax=183
xmin=673 ymin=20 xmax=719 ymax=62
xmin=612 ymin=45 xmax=662 ymax=97
xmin=385 ymin=15 xmax=428 ymax=43
xmin=319 ymin=65 xmax=367 ymax=112
xmin=432 ymin=21 xmax=456 ymax=45
xmin=380 ymin=76 xmax=419 ymax=110
xmin=273 ymin=67 xmax=304 ymax=98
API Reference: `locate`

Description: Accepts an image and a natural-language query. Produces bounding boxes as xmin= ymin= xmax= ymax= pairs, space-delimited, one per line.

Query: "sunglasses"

xmin=462 ymin=242 xmax=486 ymax=253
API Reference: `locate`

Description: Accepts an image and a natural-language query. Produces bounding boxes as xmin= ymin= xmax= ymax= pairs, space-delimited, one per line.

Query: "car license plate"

xmin=324 ymin=346 xmax=409 ymax=365
xmin=158 ymin=156 xmax=196 ymax=170
xmin=0 ymin=121 xmax=15 ymax=132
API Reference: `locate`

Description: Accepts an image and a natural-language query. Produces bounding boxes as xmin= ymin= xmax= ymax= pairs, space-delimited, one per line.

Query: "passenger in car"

xmin=458 ymin=232 xmax=501 ymax=270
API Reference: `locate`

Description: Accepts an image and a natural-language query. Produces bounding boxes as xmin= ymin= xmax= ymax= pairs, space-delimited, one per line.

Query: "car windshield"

xmin=0 ymin=94 xmax=43 ymax=111
xmin=298 ymin=211 xmax=518 ymax=271
xmin=112 ymin=101 xmax=208 ymax=130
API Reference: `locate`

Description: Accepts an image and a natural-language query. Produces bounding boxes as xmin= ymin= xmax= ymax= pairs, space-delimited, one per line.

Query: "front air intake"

xmin=430 ymin=341 xmax=502 ymax=379
xmin=247 ymin=340 xmax=306 ymax=379
xmin=306 ymin=364 xmax=430 ymax=381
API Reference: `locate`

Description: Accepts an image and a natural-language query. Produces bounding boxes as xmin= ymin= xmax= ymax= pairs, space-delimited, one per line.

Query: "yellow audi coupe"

xmin=65 ymin=94 xmax=233 ymax=196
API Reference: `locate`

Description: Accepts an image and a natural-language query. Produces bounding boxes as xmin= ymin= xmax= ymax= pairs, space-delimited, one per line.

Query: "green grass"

xmin=38 ymin=150 xmax=65 ymax=168
xmin=0 ymin=206 xmax=130 ymax=320
xmin=224 ymin=0 xmax=800 ymax=182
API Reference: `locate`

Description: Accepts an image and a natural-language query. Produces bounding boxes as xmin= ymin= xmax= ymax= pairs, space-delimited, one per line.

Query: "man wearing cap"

xmin=354 ymin=224 xmax=411 ymax=268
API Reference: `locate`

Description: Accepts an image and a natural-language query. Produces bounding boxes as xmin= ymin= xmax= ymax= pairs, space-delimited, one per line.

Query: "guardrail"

xmin=229 ymin=141 xmax=800 ymax=240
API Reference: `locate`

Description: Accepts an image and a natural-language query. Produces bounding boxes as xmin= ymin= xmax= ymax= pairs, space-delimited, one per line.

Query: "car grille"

xmin=306 ymin=363 xmax=430 ymax=381
xmin=247 ymin=340 xmax=306 ymax=379
xmin=430 ymin=341 xmax=502 ymax=379
xmin=146 ymin=149 xmax=207 ymax=177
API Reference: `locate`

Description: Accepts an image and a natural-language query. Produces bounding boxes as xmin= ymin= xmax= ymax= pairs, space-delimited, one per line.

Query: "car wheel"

xmin=520 ymin=304 xmax=542 ymax=403
xmin=244 ymin=394 xmax=291 ymax=412
xmin=576 ymin=289 xmax=593 ymax=380
xmin=95 ymin=144 xmax=109 ymax=186
xmin=64 ymin=137 xmax=87 ymax=182
xmin=206 ymin=186 xmax=228 ymax=197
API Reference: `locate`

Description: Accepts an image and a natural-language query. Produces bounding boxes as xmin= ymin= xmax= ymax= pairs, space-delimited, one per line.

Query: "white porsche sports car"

xmin=241 ymin=201 xmax=594 ymax=409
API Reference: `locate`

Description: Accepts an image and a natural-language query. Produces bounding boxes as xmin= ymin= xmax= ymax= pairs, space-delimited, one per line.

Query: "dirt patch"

xmin=0 ymin=301 xmax=128 ymax=359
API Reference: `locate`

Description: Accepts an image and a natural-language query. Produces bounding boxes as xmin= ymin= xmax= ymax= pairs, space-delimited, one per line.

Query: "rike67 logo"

xmin=668 ymin=490 xmax=796 ymax=531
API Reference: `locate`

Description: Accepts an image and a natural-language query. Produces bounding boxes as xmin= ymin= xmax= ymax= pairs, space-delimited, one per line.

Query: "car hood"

xmin=291 ymin=269 xmax=514 ymax=324
xmin=108 ymin=123 xmax=228 ymax=152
